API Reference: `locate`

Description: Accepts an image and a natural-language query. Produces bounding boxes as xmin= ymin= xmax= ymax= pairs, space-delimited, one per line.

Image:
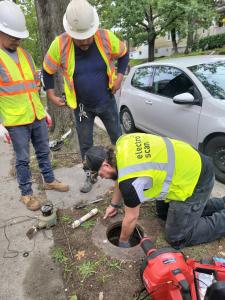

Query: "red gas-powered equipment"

xmin=140 ymin=237 xmax=225 ymax=300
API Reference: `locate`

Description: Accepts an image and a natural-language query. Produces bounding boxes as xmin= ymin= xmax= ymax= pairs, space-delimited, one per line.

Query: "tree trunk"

xmin=185 ymin=18 xmax=195 ymax=54
xmin=171 ymin=28 xmax=178 ymax=53
xmin=148 ymin=34 xmax=156 ymax=62
xmin=34 ymin=0 xmax=78 ymax=150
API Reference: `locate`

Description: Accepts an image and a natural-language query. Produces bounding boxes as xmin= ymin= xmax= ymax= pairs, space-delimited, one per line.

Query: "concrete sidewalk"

xmin=0 ymin=140 xmax=113 ymax=300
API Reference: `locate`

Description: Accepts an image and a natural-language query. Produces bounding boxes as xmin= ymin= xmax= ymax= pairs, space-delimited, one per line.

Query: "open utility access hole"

xmin=107 ymin=222 xmax=144 ymax=247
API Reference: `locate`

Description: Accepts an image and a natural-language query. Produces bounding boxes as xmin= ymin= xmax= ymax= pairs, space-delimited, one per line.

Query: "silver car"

xmin=118 ymin=56 xmax=225 ymax=183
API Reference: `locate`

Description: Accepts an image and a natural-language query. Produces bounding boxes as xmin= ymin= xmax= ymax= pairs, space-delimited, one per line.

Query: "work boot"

xmin=80 ymin=171 xmax=97 ymax=193
xmin=43 ymin=179 xmax=69 ymax=192
xmin=20 ymin=195 xmax=42 ymax=211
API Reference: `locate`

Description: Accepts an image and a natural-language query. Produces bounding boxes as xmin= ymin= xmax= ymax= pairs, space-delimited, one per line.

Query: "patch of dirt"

xmin=52 ymin=194 xmax=225 ymax=300
xmin=52 ymin=198 xmax=146 ymax=300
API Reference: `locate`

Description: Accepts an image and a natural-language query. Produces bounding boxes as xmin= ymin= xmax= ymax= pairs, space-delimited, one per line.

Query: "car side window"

xmin=131 ymin=67 xmax=153 ymax=92
xmin=152 ymin=66 xmax=198 ymax=99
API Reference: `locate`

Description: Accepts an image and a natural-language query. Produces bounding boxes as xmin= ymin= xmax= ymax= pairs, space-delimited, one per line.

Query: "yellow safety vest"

xmin=116 ymin=133 xmax=202 ymax=202
xmin=43 ymin=29 xmax=127 ymax=109
xmin=0 ymin=47 xmax=45 ymax=126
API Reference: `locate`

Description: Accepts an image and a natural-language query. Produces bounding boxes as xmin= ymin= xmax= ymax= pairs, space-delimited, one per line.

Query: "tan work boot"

xmin=43 ymin=179 xmax=69 ymax=192
xmin=20 ymin=195 xmax=42 ymax=211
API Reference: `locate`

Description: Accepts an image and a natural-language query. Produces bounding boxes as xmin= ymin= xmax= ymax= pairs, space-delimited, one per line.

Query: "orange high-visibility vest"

xmin=43 ymin=29 xmax=127 ymax=109
xmin=0 ymin=47 xmax=45 ymax=126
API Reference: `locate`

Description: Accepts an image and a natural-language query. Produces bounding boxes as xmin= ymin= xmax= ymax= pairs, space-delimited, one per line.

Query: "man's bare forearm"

xmin=119 ymin=205 xmax=140 ymax=242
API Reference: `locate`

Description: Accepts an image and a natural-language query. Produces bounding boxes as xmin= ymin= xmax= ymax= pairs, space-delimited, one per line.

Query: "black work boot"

xmin=80 ymin=171 xmax=97 ymax=193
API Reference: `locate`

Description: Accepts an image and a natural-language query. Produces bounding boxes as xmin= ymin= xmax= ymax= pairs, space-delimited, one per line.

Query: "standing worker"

xmin=43 ymin=0 xmax=129 ymax=193
xmin=84 ymin=133 xmax=225 ymax=249
xmin=0 ymin=1 xmax=69 ymax=211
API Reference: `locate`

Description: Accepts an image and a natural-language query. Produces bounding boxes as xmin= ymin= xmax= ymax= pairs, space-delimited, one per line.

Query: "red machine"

xmin=140 ymin=237 xmax=225 ymax=300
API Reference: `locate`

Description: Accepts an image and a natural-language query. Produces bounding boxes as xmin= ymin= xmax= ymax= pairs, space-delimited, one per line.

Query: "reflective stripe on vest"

xmin=43 ymin=29 xmax=127 ymax=108
xmin=0 ymin=58 xmax=12 ymax=82
xmin=0 ymin=47 xmax=46 ymax=126
xmin=118 ymin=137 xmax=175 ymax=199
xmin=0 ymin=81 xmax=38 ymax=96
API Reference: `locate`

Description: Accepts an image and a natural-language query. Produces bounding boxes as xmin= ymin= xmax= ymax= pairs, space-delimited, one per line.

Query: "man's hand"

xmin=103 ymin=205 xmax=118 ymax=219
xmin=47 ymin=89 xmax=66 ymax=107
xmin=111 ymin=73 xmax=124 ymax=94
xmin=0 ymin=124 xmax=11 ymax=144
xmin=45 ymin=111 xmax=53 ymax=127
xmin=49 ymin=95 xmax=66 ymax=107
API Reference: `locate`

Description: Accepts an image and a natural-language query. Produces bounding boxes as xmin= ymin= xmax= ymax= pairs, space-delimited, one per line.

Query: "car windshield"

xmin=188 ymin=61 xmax=225 ymax=100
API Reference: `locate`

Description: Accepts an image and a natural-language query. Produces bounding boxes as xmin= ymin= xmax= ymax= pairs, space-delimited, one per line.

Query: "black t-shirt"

xmin=119 ymin=153 xmax=213 ymax=208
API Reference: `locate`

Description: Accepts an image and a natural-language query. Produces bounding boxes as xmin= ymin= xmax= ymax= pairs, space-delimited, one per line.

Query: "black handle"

xmin=140 ymin=238 xmax=156 ymax=255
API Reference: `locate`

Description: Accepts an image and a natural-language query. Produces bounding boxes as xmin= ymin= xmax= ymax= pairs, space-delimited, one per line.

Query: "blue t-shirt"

xmin=43 ymin=40 xmax=129 ymax=110
xmin=73 ymin=41 xmax=111 ymax=108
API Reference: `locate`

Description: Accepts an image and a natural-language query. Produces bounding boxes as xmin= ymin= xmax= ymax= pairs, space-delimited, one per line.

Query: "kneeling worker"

xmin=84 ymin=133 xmax=225 ymax=249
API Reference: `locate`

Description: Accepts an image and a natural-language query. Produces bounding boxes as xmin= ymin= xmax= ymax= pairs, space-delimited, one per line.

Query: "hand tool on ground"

xmin=74 ymin=197 xmax=103 ymax=209
xmin=138 ymin=232 xmax=225 ymax=300
xmin=26 ymin=203 xmax=57 ymax=239
xmin=72 ymin=208 xmax=98 ymax=228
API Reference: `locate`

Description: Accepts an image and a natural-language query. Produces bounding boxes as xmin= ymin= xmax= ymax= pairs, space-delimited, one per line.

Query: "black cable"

xmin=2 ymin=216 xmax=37 ymax=258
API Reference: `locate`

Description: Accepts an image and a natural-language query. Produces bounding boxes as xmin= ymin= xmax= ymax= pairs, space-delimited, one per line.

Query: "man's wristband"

xmin=110 ymin=202 xmax=121 ymax=209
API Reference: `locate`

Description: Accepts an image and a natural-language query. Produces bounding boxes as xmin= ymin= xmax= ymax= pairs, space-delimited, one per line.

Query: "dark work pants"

xmin=156 ymin=178 xmax=225 ymax=249
xmin=74 ymin=97 xmax=122 ymax=160
xmin=7 ymin=119 xmax=54 ymax=196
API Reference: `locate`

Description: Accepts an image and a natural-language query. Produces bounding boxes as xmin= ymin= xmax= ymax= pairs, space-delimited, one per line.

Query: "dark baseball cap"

xmin=85 ymin=146 xmax=108 ymax=172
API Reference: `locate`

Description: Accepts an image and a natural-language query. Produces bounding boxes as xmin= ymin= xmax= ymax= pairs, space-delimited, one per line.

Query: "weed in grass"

xmin=64 ymin=264 xmax=72 ymax=274
xmin=51 ymin=159 xmax=58 ymax=168
xmin=61 ymin=215 xmax=73 ymax=223
xmin=77 ymin=261 xmax=97 ymax=281
xmin=108 ymin=259 xmax=123 ymax=271
xmin=52 ymin=247 xmax=68 ymax=263
xmin=80 ymin=219 xmax=96 ymax=229
xmin=98 ymin=274 xmax=112 ymax=283
xmin=69 ymin=295 xmax=78 ymax=300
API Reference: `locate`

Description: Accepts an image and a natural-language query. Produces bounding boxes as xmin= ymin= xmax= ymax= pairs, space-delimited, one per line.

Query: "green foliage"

xmin=197 ymin=33 xmax=225 ymax=50
xmin=80 ymin=219 xmax=96 ymax=229
xmin=91 ymin=0 xmax=217 ymax=61
xmin=52 ymin=247 xmax=68 ymax=263
xmin=61 ymin=215 xmax=74 ymax=223
xmin=17 ymin=0 xmax=42 ymax=67
xmin=69 ymin=296 xmax=78 ymax=300
xmin=77 ymin=261 xmax=97 ymax=281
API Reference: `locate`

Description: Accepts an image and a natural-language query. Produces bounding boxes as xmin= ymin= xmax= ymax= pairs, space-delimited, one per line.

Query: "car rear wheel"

xmin=120 ymin=107 xmax=136 ymax=133
xmin=205 ymin=136 xmax=225 ymax=184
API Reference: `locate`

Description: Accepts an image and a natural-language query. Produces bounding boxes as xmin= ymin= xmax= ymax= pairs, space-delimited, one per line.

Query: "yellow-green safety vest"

xmin=43 ymin=29 xmax=127 ymax=109
xmin=116 ymin=133 xmax=202 ymax=202
xmin=0 ymin=47 xmax=45 ymax=126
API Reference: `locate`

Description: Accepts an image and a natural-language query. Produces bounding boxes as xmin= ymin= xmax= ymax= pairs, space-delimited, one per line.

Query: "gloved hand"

xmin=0 ymin=124 xmax=11 ymax=144
xmin=118 ymin=241 xmax=130 ymax=248
xmin=45 ymin=111 xmax=53 ymax=127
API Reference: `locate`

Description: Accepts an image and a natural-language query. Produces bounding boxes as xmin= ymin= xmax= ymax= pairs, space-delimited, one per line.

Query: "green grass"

xmin=61 ymin=215 xmax=74 ymax=223
xmin=80 ymin=219 xmax=96 ymax=229
xmin=77 ymin=261 xmax=97 ymax=281
xmin=107 ymin=259 xmax=123 ymax=271
xmin=52 ymin=247 xmax=68 ymax=263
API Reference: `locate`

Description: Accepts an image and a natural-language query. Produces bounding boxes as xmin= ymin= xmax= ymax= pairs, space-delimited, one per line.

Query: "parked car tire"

xmin=120 ymin=107 xmax=136 ymax=133
xmin=205 ymin=136 xmax=225 ymax=184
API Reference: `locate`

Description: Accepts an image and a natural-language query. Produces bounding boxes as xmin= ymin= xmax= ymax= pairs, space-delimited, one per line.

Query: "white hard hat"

xmin=0 ymin=0 xmax=29 ymax=39
xmin=63 ymin=0 xmax=99 ymax=40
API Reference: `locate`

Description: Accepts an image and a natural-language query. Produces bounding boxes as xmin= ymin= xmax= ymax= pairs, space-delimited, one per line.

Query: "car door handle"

xmin=145 ymin=100 xmax=152 ymax=105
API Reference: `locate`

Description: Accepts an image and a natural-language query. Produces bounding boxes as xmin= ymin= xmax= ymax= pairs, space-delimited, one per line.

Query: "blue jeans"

xmin=74 ymin=96 xmax=122 ymax=160
xmin=156 ymin=177 xmax=225 ymax=248
xmin=7 ymin=119 xmax=54 ymax=196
